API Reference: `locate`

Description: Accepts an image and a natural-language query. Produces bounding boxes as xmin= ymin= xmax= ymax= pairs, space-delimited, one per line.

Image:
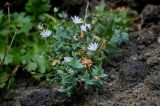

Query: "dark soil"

xmin=0 ymin=2 xmax=160 ymax=106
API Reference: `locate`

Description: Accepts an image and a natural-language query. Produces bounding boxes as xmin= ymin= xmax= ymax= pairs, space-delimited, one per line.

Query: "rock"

xmin=142 ymin=43 xmax=160 ymax=66
xmin=136 ymin=29 xmax=155 ymax=46
xmin=0 ymin=88 xmax=68 ymax=106
xmin=141 ymin=5 xmax=160 ymax=28
xmin=145 ymin=71 xmax=160 ymax=90
xmin=134 ymin=0 xmax=160 ymax=11
xmin=104 ymin=0 xmax=160 ymax=11
xmin=120 ymin=59 xmax=149 ymax=88
xmin=104 ymin=0 xmax=136 ymax=8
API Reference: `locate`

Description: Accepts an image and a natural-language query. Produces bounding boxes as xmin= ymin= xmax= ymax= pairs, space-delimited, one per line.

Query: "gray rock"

xmin=146 ymin=71 xmax=160 ymax=90
xmin=0 ymin=88 xmax=68 ymax=106
xmin=120 ymin=59 xmax=149 ymax=88
xmin=141 ymin=5 xmax=160 ymax=28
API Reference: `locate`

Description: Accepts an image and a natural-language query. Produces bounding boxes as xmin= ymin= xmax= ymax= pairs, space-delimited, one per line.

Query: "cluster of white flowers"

xmin=37 ymin=23 xmax=52 ymax=38
xmin=71 ymin=15 xmax=91 ymax=32
xmin=38 ymin=16 xmax=99 ymax=51
xmin=71 ymin=16 xmax=99 ymax=51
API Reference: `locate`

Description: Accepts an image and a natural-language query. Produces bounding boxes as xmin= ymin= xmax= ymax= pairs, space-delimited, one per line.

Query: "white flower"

xmin=40 ymin=29 xmax=52 ymax=37
xmin=87 ymin=42 xmax=99 ymax=51
xmin=85 ymin=24 xmax=91 ymax=30
xmin=64 ymin=57 xmax=73 ymax=62
xmin=37 ymin=23 xmax=44 ymax=30
xmin=80 ymin=24 xmax=91 ymax=31
xmin=80 ymin=25 xmax=87 ymax=31
xmin=71 ymin=15 xmax=82 ymax=24
xmin=53 ymin=7 xmax=59 ymax=13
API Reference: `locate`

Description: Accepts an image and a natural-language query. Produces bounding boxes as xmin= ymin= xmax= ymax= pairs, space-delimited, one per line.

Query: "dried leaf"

xmin=116 ymin=7 xmax=126 ymax=12
xmin=94 ymin=76 xmax=100 ymax=80
xmin=81 ymin=57 xmax=92 ymax=68
xmin=51 ymin=59 xmax=60 ymax=67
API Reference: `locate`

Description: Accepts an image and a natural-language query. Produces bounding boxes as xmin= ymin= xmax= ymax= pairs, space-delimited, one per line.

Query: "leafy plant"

xmin=91 ymin=1 xmax=133 ymax=45
xmin=0 ymin=1 xmax=133 ymax=96
xmin=0 ymin=2 xmax=50 ymax=89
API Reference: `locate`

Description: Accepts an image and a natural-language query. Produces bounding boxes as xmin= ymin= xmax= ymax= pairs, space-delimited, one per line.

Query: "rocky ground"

xmin=0 ymin=1 xmax=160 ymax=106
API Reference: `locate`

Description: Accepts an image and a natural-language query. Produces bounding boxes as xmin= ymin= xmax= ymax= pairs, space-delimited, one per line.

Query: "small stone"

xmin=157 ymin=36 xmax=160 ymax=44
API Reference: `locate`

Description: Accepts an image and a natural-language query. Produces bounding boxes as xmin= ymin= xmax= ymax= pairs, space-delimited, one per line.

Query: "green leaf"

xmin=0 ymin=53 xmax=13 ymax=65
xmin=80 ymin=73 xmax=94 ymax=85
xmin=32 ymin=73 xmax=44 ymax=80
xmin=95 ymin=1 xmax=105 ymax=14
xmin=105 ymin=43 xmax=119 ymax=53
xmin=68 ymin=59 xmax=84 ymax=69
xmin=94 ymin=15 xmax=115 ymax=41
xmin=36 ymin=55 xmax=47 ymax=74
xmin=0 ymin=11 xmax=4 ymax=23
xmin=0 ymin=72 xmax=8 ymax=82
xmin=25 ymin=0 xmax=51 ymax=16
xmin=26 ymin=61 xmax=38 ymax=72
xmin=110 ymin=32 xmax=128 ymax=45
xmin=12 ymin=12 xmax=33 ymax=34
xmin=12 ymin=48 xmax=21 ymax=64
xmin=39 ymin=67 xmax=46 ymax=74
xmin=0 ymin=82 xmax=6 ymax=88
xmin=92 ymin=66 xmax=107 ymax=78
